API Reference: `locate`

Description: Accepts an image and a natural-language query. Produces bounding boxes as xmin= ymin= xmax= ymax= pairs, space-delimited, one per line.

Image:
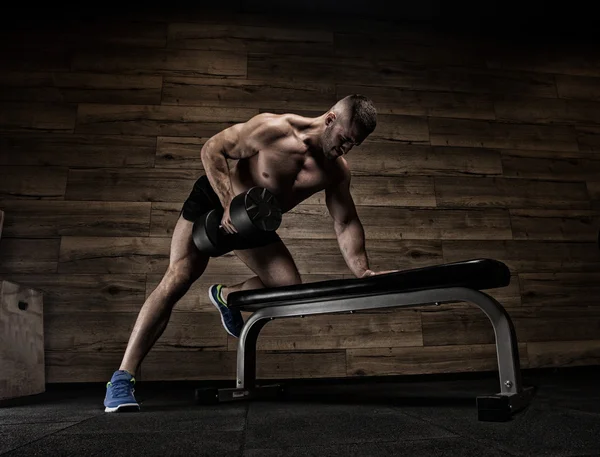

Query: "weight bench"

xmin=195 ymin=258 xmax=534 ymax=421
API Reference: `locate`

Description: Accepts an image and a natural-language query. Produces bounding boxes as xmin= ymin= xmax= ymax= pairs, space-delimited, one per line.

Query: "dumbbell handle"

xmin=192 ymin=187 xmax=282 ymax=257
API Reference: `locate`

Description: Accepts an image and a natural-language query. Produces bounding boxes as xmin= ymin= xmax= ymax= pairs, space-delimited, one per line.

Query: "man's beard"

xmin=321 ymin=125 xmax=337 ymax=159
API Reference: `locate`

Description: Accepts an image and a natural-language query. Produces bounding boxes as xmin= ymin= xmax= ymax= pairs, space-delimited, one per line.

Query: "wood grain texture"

xmin=486 ymin=42 xmax=600 ymax=77
xmin=422 ymin=306 xmax=600 ymax=346
xmin=252 ymin=309 xmax=422 ymax=350
xmin=577 ymin=124 xmax=600 ymax=152
xmin=429 ymin=117 xmax=579 ymax=152
xmin=0 ymin=102 xmax=76 ymax=132
xmin=65 ymin=168 xmax=200 ymax=202
xmin=0 ymin=200 xmax=151 ymax=238
xmin=45 ymin=351 xmax=130 ymax=383
xmin=75 ymin=104 xmax=258 ymax=137
xmin=0 ymin=280 xmax=45 ymax=400
xmin=279 ymin=205 xmax=512 ymax=240
xmin=347 ymin=343 xmax=529 ymax=376
xmin=443 ymin=241 xmax=600 ymax=274
xmin=72 ymin=48 xmax=246 ymax=77
xmin=45 ymin=311 xmax=227 ymax=352
xmin=0 ymin=133 xmax=156 ymax=167
xmin=344 ymin=142 xmax=502 ymax=177
xmin=501 ymin=149 xmax=600 ymax=181
xmin=495 ymin=96 xmax=600 ymax=125
xmin=527 ymin=340 xmax=600 ymax=369
xmin=2 ymin=273 xmax=147 ymax=313
xmin=167 ymin=22 xmax=333 ymax=56
xmin=556 ymin=74 xmax=600 ymax=101
xmin=510 ymin=209 xmax=600 ymax=241
xmin=155 ymin=137 xmax=206 ymax=169
xmin=0 ymin=166 xmax=67 ymax=200
xmin=435 ymin=176 xmax=590 ymax=209
xmin=0 ymin=71 xmax=162 ymax=104
xmin=518 ymin=272 xmax=600 ymax=307
xmin=162 ymin=77 xmax=336 ymax=110
xmin=337 ymin=84 xmax=495 ymax=120
xmin=0 ymin=239 xmax=60 ymax=273
xmin=140 ymin=349 xmax=348 ymax=381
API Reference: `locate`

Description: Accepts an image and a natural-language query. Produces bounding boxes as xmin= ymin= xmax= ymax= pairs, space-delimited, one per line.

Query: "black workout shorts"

xmin=181 ymin=175 xmax=282 ymax=251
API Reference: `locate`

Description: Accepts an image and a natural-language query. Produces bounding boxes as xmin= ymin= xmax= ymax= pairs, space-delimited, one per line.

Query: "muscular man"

xmin=104 ymin=94 xmax=388 ymax=412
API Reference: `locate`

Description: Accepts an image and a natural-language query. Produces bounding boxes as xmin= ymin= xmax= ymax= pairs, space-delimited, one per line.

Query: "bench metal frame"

xmin=196 ymin=286 xmax=534 ymax=421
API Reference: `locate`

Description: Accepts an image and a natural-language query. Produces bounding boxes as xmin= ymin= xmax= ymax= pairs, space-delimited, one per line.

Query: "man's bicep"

xmin=325 ymin=165 xmax=357 ymax=226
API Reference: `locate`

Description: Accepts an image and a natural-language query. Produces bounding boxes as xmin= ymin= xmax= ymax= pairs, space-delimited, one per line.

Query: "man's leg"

xmin=105 ymin=215 xmax=209 ymax=412
xmin=222 ymin=240 xmax=302 ymax=301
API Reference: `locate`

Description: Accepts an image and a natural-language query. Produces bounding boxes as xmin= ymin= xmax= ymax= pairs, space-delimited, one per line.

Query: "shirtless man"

xmin=104 ymin=94 xmax=387 ymax=412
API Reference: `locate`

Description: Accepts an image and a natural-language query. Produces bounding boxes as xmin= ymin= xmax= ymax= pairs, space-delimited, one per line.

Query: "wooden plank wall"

xmin=0 ymin=9 xmax=599 ymax=383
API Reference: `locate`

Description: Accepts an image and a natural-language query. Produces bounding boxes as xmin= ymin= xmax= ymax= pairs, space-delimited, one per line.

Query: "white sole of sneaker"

xmin=104 ymin=403 xmax=140 ymax=412
xmin=208 ymin=286 xmax=239 ymax=338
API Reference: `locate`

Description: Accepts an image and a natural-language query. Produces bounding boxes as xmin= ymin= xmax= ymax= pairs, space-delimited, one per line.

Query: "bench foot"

xmin=195 ymin=384 xmax=284 ymax=404
xmin=476 ymin=386 xmax=535 ymax=421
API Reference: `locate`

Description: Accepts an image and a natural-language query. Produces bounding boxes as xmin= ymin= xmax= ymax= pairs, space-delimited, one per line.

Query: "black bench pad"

xmin=227 ymin=258 xmax=510 ymax=311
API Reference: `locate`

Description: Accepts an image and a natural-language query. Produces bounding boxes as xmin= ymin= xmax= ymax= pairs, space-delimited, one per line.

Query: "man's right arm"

xmin=200 ymin=115 xmax=266 ymax=208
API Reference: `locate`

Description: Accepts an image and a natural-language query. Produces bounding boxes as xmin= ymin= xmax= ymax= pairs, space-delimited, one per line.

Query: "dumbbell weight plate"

xmin=192 ymin=208 xmax=233 ymax=257
xmin=229 ymin=187 xmax=282 ymax=241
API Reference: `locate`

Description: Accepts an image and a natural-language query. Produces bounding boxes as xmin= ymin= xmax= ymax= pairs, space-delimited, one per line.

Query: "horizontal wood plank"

xmin=167 ymin=22 xmax=333 ymax=56
xmin=0 ymin=166 xmax=67 ymax=200
xmin=443 ymin=240 xmax=600 ymax=273
xmin=556 ymin=74 xmax=600 ymax=101
xmin=2 ymin=274 xmax=147 ymax=313
xmin=0 ymin=71 xmax=162 ymax=104
xmin=429 ymin=117 xmax=579 ymax=152
xmin=0 ymin=47 xmax=70 ymax=72
xmin=347 ymin=343 xmax=529 ymax=376
xmin=365 ymin=114 xmax=429 ymax=144
xmin=279 ymin=205 xmax=512 ymax=240
xmin=337 ymin=84 xmax=495 ymax=120
xmin=0 ymin=102 xmax=76 ymax=133
xmin=45 ymin=311 xmax=227 ymax=352
xmin=140 ymin=349 xmax=347 ymax=381
xmin=527 ymin=340 xmax=600 ymax=369
xmin=162 ymin=77 xmax=337 ymax=110
xmin=510 ymin=209 xmax=600 ymax=241
xmin=0 ymin=238 xmax=60 ymax=273
xmin=577 ymin=124 xmax=600 ymax=152
xmin=72 ymin=48 xmax=246 ymax=77
xmin=435 ymin=176 xmax=590 ymax=209
xmin=0 ymin=133 xmax=156 ymax=167
xmin=495 ymin=96 xmax=600 ymax=125
xmin=252 ymin=309 xmax=422 ymax=350
xmin=75 ymin=104 xmax=258 ymax=136
xmin=344 ymin=142 xmax=502 ymax=177
xmin=501 ymin=149 xmax=600 ymax=181
xmin=519 ymin=272 xmax=600 ymax=307
xmin=486 ymin=43 xmax=600 ymax=77
xmin=57 ymin=236 xmax=444 ymax=275
xmin=45 ymin=351 xmax=130 ymax=383
xmin=0 ymin=200 xmax=151 ymax=238
xmin=155 ymin=137 xmax=206 ymax=169
xmin=65 ymin=168 xmax=200 ymax=202
xmin=58 ymin=237 xmax=171 ymax=274
xmin=422 ymin=306 xmax=600 ymax=345
xmin=334 ymin=34 xmax=485 ymax=67
xmin=3 ymin=20 xmax=167 ymax=49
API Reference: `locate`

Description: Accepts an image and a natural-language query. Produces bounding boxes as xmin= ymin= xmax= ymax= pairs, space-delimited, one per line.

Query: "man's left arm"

xmin=325 ymin=161 xmax=375 ymax=278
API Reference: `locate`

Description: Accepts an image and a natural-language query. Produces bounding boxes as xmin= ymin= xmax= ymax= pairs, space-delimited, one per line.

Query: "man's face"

xmin=322 ymin=115 xmax=364 ymax=160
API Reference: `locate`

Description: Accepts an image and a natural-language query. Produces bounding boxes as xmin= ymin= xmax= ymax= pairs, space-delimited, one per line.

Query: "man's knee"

xmin=160 ymin=262 xmax=202 ymax=300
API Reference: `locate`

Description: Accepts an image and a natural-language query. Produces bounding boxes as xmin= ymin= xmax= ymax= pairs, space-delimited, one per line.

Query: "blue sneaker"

xmin=209 ymin=284 xmax=244 ymax=338
xmin=104 ymin=370 xmax=140 ymax=413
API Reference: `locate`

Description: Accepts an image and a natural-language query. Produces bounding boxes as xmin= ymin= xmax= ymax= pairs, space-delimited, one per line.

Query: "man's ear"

xmin=325 ymin=111 xmax=336 ymax=125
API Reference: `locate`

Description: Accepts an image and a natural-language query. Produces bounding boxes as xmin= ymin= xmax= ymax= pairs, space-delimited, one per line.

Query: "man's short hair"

xmin=333 ymin=94 xmax=377 ymax=135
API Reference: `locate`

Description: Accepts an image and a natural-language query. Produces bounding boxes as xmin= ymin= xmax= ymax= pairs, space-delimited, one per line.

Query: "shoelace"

xmin=110 ymin=380 xmax=133 ymax=398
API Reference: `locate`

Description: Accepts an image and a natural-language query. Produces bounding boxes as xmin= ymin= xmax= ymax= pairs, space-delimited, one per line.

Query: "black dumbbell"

xmin=192 ymin=187 xmax=282 ymax=257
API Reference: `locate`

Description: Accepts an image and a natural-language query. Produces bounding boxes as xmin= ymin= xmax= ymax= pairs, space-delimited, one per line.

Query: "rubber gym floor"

xmin=1 ymin=366 xmax=599 ymax=457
